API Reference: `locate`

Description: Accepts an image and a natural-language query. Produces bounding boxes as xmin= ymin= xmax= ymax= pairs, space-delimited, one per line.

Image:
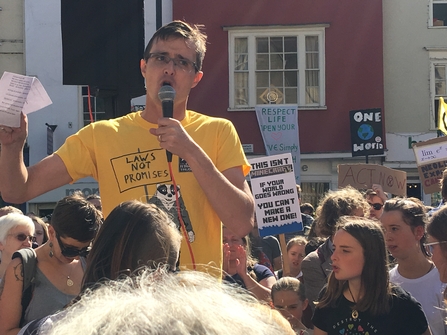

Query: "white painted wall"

xmin=383 ymin=0 xmax=446 ymax=133
xmin=0 ymin=0 xmax=24 ymax=75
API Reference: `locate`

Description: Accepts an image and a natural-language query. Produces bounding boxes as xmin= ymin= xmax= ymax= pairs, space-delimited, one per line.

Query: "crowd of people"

xmin=0 ymin=19 xmax=447 ymax=335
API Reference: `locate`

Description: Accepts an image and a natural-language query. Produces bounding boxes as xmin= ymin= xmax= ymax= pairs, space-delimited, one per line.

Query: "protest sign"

xmin=349 ymin=108 xmax=384 ymax=157
xmin=249 ymin=153 xmax=302 ymax=237
xmin=338 ymin=164 xmax=407 ymax=196
xmin=412 ymin=136 xmax=447 ymax=194
xmin=255 ymin=104 xmax=301 ymax=184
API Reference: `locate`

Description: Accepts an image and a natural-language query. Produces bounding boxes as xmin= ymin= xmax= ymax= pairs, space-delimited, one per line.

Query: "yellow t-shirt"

xmin=55 ymin=110 xmax=250 ymax=272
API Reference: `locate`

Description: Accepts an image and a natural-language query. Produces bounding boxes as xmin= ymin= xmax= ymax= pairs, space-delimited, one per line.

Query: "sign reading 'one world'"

xmin=349 ymin=108 xmax=384 ymax=157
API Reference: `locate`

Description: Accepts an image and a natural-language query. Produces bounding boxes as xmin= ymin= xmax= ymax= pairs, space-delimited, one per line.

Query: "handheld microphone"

xmin=158 ymin=85 xmax=176 ymax=162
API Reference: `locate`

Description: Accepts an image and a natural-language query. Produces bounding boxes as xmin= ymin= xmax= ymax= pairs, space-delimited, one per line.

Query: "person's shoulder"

xmin=302 ymin=249 xmax=319 ymax=263
xmin=391 ymin=285 xmax=416 ymax=301
xmin=187 ymin=110 xmax=233 ymax=126
xmin=253 ymin=263 xmax=274 ymax=276
xmin=87 ymin=112 xmax=140 ymax=129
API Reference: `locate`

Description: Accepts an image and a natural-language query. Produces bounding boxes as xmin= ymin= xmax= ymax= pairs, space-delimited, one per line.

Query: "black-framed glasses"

xmin=423 ymin=241 xmax=447 ymax=257
xmin=369 ymin=202 xmax=383 ymax=210
xmin=147 ymin=53 xmax=198 ymax=73
xmin=9 ymin=233 xmax=36 ymax=243
xmin=55 ymin=233 xmax=90 ymax=258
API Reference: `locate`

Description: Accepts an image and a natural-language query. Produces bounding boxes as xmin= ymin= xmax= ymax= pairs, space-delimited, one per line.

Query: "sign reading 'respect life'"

xmin=248 ymin=153 xmax=302 ymax=237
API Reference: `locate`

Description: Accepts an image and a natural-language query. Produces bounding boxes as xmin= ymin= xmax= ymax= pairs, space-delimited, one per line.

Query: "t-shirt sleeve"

xmin=391 ymin=288 xmax=429 ymax=334
xmin=55 ymin=124 xmax=98 ymax=181
xmin=215 ymin=119 xmax=250 ymax=176
xmin=253 ymin=264 xmax=274 ymax=282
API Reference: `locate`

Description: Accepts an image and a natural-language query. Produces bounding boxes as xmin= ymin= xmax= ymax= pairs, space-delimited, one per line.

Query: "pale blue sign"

xmin=255 ymin=104 xmax=301 ymax=184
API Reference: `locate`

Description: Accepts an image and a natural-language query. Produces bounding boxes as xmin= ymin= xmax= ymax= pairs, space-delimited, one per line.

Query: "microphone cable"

xmin=167 ymin=157 xmax=197 ymax=271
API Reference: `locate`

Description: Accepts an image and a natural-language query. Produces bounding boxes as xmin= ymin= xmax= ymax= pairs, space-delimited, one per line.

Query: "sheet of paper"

xmin=0 ymin=71 xmax=52 ymax=127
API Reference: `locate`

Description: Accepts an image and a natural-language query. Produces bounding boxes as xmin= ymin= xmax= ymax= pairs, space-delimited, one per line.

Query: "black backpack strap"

xmin=12 ymin=248 xmax=37 ymax=327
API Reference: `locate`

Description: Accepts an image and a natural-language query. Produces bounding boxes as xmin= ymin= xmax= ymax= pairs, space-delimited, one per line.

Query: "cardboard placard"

xmin=338 ymin=164 xmax=407 ymax=196
xmin=412 ymin=136 xmax=447 ymax=194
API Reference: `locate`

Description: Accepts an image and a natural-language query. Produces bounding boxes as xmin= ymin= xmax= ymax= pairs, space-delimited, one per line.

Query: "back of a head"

xmin=441 ymin=168 xmax=447 ymax=200
xmin=51 ymin=193 xmax=101 ymax=242
xmin=83 ymin=201 xmax=182 ymax=288
xmin=48 ymin=269 xmax=294 ymax=335
xmin=271 ymin=276 xmax=306 ymax=302
xmin=428 ymin=206 xmax=447 ymax=246
xmin=317 ymin=186 xmax=368 ymax=237
xmin=0 ymin=205 xmax=23 ymax=217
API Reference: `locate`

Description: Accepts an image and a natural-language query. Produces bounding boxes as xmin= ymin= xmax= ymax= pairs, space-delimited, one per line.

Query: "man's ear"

xmin=191 ymin=71 xmax=203 ymax=89
xmin=302 ymin=298 xmax=309 ymax=311
xmin=140 ymin=59 xmax=147 ymax=78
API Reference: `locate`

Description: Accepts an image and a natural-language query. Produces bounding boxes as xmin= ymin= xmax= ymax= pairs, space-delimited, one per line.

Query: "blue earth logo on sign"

xmin=357 ymin=124 xmax=374 ymax=140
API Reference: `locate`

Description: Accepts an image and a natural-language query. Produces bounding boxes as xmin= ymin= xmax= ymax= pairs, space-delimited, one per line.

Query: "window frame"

xmin=226 ymin=25 xmax=327 ymax=111
xmin=429 ymin=0 xmax=447 ymax=28
xmin=428 ymin=49 xmax=447 ymax=129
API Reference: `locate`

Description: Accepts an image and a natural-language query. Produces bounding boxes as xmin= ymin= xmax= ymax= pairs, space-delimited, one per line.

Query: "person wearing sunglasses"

xmin=427 ymin=206 xmax=447 ymax=302
xmin=0 ymin=193 xmax=102 ymax=335
xmin=0 ymin=213 xmax=35 ymax=283
xmin=365 ymin=184 xmax=387 ymax=220
xmin=17 ymin=200 xmax=183 ymax=335
xmin=381 ymin=198 xmax=446 ymax=335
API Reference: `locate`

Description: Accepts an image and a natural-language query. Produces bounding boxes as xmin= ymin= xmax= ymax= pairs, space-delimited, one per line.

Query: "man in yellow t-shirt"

xmin=0 ymin=21 xmax=255 ymax=271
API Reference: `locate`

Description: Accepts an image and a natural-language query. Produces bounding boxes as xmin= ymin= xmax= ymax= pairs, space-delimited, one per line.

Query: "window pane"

xmin=235 ymin=38 xmax=248 ymax=71
xmin=285 ymin=71 xmax=298 ymax=87
xmin=306 ymin=70 xmax=320 ymax=104
xmin=270 ymin=54 xmax=284 ymax=70
xmin=285 ymin=54 xmax=298 ymax=70
xmin=284 ymin=37 xmax=297 ymax=52
xmin=435 ymin=65 xmax=446 ymax=80
xmin=235 ymin=72 xmax=248 ymax=106
xmin=435 ymin=65 xmax=446 ymax=96
xmin=306 ymin=53 xmax=319 ymax=69
xmin=257 ymin=89 xmax=266 ymax=104
xmin=257 ymin=37 xmax=268 ymax=53
xmin=306 ymin=70 xmax=320 ymax=86
xmin=305 ymin=36 xmax=319 ymax=52
xmin=235 ymin=38 xmax=248 ymax=53
xmin=271 ymin=71 xmax=283 ymax=87
xmin=270 ymin=37 xmax=283 ymax=53
xmin=235 ymin=54 xmax=248 ymax=71
xmin=433 ymin=3 xmax=447 ymax=26
xmin=256 ymin=54 xmax=269 ymax=70
xmin=256 ymin=72 xmax=269 ymax=87
xmin=436 ymin=81 xmax=446 ymax=96
xmin=285 ymin=88 xmax=298 ymax=103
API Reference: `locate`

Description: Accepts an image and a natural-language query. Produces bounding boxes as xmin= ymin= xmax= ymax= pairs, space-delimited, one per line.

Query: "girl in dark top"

xmin=222 ymin=225 xmax=276 ymax=302
xmin=312 ymin=217 xmax=431 ymax=335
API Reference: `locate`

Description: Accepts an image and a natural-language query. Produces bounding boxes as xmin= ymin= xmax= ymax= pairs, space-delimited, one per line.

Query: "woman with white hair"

xmin=0 ymin=213 xmax=35 ymax=282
